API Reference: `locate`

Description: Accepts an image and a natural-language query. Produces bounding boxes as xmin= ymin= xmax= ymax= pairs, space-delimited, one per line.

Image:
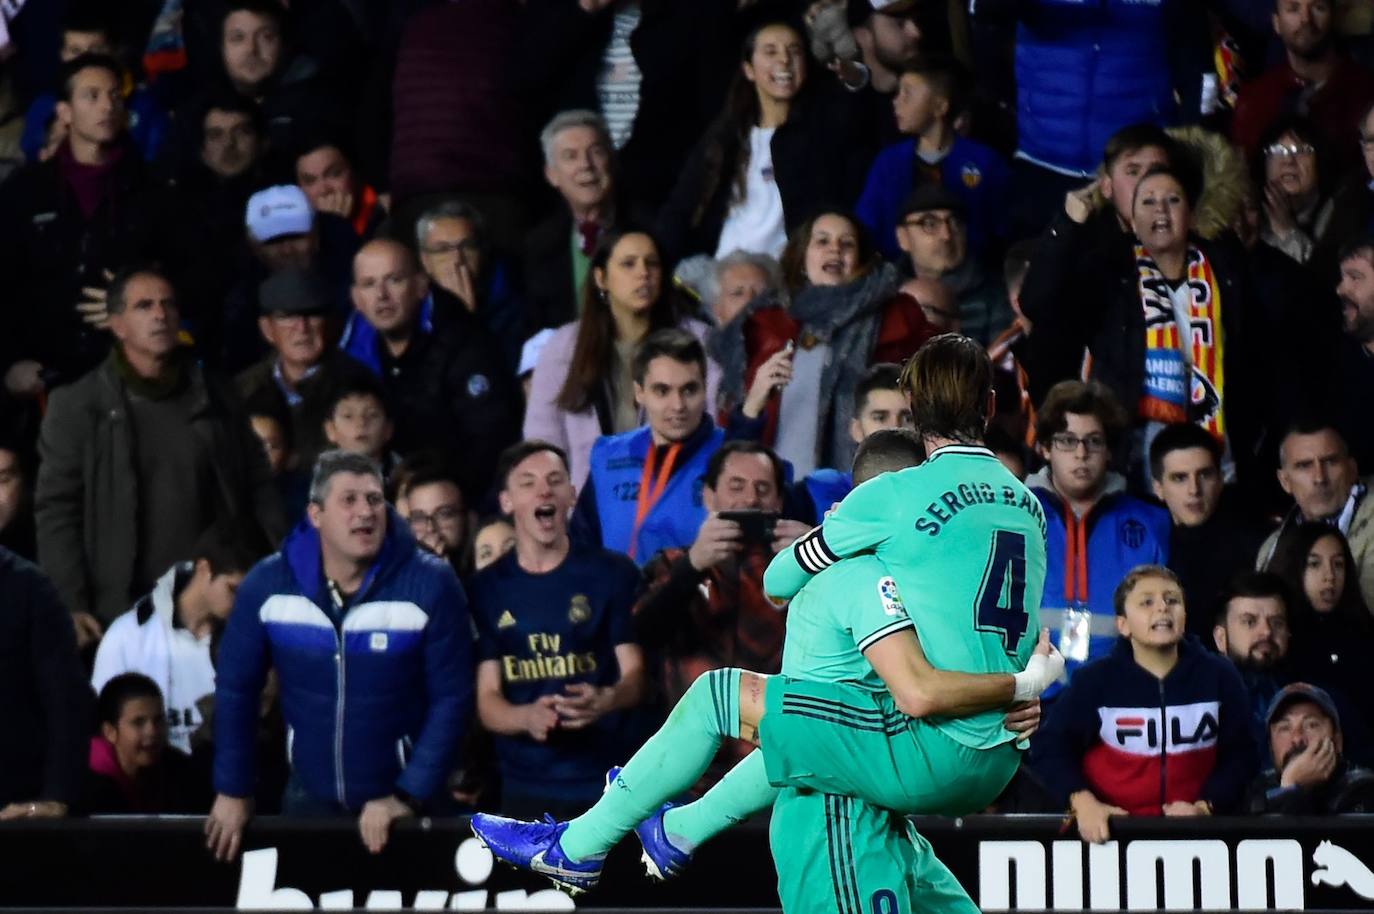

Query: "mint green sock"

xmin=559 ymin=668 xmax=741 ymax=861
xmin=660 ymin=749 xmax=777 ymax=852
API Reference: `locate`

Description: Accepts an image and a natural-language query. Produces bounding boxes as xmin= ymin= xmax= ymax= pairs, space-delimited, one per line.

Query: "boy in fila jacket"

xmin=1034 ymin=566 xmax=1257 ymax=844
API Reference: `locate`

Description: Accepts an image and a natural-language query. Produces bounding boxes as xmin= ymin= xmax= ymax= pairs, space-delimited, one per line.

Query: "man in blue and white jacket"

xmin=204 ymin=450 xmax=472 ymax=860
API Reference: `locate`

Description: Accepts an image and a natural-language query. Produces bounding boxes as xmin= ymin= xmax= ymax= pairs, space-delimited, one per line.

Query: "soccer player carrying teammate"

xmin=472 ymin=334 xmax=1062 ymax=896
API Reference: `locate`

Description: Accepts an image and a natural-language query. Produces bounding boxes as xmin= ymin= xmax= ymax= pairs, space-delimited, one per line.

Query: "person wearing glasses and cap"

xmin=236 ymin=267 xmax=371 ymax=472
xmin=1026 ymin=380 xmax=1170 ymax=688
xmin=1247 ymin=682 xmax=1374 ymax=814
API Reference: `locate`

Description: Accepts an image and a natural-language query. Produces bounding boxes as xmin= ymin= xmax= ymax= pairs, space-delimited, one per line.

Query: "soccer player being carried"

xmin=472 ymin=334 xmax=1064 ymax=903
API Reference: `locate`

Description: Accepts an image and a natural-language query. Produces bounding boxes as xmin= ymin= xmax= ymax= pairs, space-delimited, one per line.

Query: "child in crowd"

xmin=1033 ymin=565 xmax=1257 ymax=844
xmin=91 ymin=524 xmax=262 ymax=753
xmin=856 ymin=59 xmax=1009 ymax=261
xmin=322 ymin=376 xmax=400 ymax=479
xmin=83 ymin=673 xmax=208 ymax=814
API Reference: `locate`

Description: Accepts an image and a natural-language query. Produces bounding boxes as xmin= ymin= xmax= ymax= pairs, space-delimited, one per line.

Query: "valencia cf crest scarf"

xmin=1134 ymin=244 xmax=1226 ymax=441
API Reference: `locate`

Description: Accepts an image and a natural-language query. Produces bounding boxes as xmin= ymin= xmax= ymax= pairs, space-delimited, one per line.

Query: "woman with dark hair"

xmin=1021 ymin=163 xmax=1268 ymax=490
xmin=523 ymin=227 xmax=721 ymax=490
xmin=656 ymin=16 xmax=872 ymax=262
xmin=708 ymin=210 xmax=937 ymax=475
xmin=1270 ymin=523 xmax=1374 ymax=727
xmin=1255 ymin=115 xmax=1338 ymax=266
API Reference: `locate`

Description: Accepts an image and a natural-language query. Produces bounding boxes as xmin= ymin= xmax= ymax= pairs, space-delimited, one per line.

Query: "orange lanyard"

xmin=628 ymin=443 xmax=681 ymax=559
xmin=1063 ymin=508 xmax=1088 ymax=605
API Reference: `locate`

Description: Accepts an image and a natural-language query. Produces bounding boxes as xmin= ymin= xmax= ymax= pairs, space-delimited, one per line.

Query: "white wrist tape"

xmin=1013 ymin=646 xmax=1066 ymax=701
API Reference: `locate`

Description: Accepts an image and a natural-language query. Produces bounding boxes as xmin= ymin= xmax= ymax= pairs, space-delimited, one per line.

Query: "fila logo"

xmin=1097 ymin=702 xmax=1219 ymax=755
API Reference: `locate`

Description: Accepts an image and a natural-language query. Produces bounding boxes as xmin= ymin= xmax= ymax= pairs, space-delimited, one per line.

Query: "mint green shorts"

xmin=759 ymin=676 xmax=1018 ymax=815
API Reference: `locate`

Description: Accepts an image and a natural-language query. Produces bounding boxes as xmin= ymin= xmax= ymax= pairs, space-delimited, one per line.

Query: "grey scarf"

xmin=706 ymin=263 xmax=899 ymax=470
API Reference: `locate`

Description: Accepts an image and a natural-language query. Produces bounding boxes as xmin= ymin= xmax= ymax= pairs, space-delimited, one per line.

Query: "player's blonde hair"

xmin=899 ymin=333 xmax=992 ymax=444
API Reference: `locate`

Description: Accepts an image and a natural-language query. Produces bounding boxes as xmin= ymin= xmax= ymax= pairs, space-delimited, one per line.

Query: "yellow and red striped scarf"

xmin=1135 ymin=244 xmax=1226 ymax=441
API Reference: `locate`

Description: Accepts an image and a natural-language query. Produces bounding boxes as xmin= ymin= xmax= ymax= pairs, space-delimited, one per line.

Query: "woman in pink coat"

xmin=523 ymin=228 xmax=721 ymax=490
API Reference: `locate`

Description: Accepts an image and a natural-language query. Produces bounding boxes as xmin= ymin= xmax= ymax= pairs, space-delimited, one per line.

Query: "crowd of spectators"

xmin=4 ymin=0 xmax=1374 ymax=856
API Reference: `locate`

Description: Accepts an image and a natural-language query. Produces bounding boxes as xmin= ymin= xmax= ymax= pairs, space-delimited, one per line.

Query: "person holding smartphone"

xmin=630 ymin=440 xmax=809 ymax=789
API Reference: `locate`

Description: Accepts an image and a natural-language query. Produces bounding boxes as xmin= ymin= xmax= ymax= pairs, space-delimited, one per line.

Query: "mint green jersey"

xmin=764 ymin=445 xmax=1048 ymax=749
xmin=780 ymin=555 xmax=915 ymax=692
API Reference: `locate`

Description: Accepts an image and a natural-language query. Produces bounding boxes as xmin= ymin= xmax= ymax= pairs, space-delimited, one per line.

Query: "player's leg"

xmin=557 ymin=669 xmax=769 ymax=859
xmin=471 ymin=667 xmax=771 ymax=888
xmin=905 ymin=825 xmax=980 ymax=914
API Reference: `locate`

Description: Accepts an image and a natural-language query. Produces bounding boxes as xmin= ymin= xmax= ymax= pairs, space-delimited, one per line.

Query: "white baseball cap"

xmin=246 ymin=185 xmax=313 ymax=242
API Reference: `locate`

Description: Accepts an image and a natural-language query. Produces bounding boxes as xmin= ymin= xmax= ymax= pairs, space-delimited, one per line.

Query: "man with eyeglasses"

xmin=415 ymin=200 xmax=526 ymax=372
xmin=1232 ymin=0 xmax=1374 ymax=174
xmin=404 ymin=468 xmax=469 ymax=574
xmin=894 ymin=185 xmax=1012 ymax=347
xmin=1027 ymin=380 xmax=1170 ymax=687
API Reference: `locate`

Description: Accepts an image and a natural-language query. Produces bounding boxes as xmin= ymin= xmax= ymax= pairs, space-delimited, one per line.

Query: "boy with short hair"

xmin=856 ymin=59 xmax=1009 ymax=261
xmin=1034 ymin=565 xmax=1257 ymax=844
xmin=92 ymin=526 xmax=266 ymax=753
xmin=323 ymin=376 xmax=397 ymax=476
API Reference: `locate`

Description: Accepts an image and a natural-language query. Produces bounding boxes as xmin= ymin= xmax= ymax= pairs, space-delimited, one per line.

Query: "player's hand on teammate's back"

xmin=555 ymin=683 xmax=616 ymax=729
xmin=689 ymin=514 xmax=743 ymax=570
xmin=1003 ymin=699 xmax=1040 ymax=737
xmin=1071 ymin=790 xmax=1125 ymax=844
xmin=524 ymin=695 xmax=560 ymax=741
xmin=771 ymin=519 xmax=811 ymax=554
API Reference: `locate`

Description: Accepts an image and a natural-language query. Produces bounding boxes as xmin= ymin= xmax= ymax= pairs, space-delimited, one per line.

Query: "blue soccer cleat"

xmin=469 ymin=812 xmax=604 ymax=895
xmin=605 ymin=766 xmax=694 ymax=881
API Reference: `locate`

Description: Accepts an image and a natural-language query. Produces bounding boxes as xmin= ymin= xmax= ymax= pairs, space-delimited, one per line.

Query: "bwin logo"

xmin=234 ymin=840 xmax=574 ymax=910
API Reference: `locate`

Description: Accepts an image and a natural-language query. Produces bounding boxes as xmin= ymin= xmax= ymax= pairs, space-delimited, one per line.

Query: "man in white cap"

xmin=219 ymin=183 xmax=357 ymax=373
xmin=246 ymin=184 xmax=317 ymax=273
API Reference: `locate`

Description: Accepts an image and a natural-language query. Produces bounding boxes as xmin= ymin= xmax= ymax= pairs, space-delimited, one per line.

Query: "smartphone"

xmin=718 ymin=510 xmax=779 ymax=544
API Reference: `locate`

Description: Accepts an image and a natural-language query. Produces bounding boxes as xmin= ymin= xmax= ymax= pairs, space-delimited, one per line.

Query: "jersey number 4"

xmin=974 ymin=530 xmax=1029 ymax=655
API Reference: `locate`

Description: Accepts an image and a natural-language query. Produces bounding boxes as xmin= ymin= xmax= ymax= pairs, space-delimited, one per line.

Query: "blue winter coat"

xmin=973 ymin=0 xmax=1203 ymax=176
xmin=1028 ymin=469 xmax=1170 ymax=684
xmin=213 ymin=508 xmax=472 ymax=809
